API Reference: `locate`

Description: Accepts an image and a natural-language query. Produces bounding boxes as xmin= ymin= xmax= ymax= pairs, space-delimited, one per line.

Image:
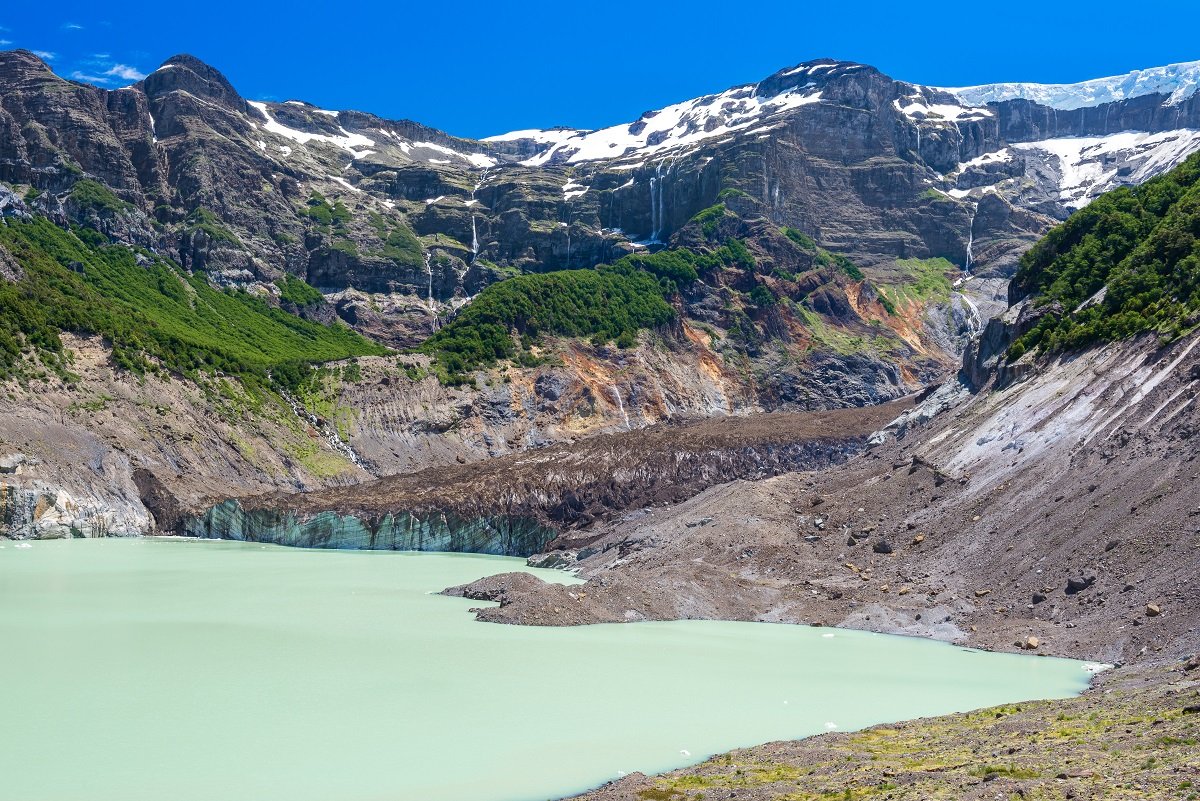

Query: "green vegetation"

xmin=277 ymin=273 xmax=323 ymax=307
xmin=416 ymin=264 xmax=674 ymax=383
xmin=185 ymin=207 xmax=241 ymax=245
xmin=783 ymin=226 xmax=817 ymax=250
xmin=301 ymin=190 xmax=351 ymax=229
xmin=69 ymin=179 xmax=128 ymax=214
xmin=875 ymin=257 xmax=955 ymax=313
xmin=817 ymin=249 xmax=864 ymax=281
xmin=749 ymin=284 xmax=776 ymax=308
xmin=690 ymin=202 xmax=728 ymax=237
xmin=0 ymin=217 xmax=384 ymax=388
xmin=367 ymin=212 xmax=424 ymax=268
xmin=1011 ymin=149 xmax=1200 ymax=355
xmin=783 ymin=226 xmax=867 ymax=281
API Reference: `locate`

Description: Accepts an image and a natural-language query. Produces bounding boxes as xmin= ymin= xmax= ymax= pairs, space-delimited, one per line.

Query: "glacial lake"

xmin=0 ymin=538 xmax=1096 ymax=801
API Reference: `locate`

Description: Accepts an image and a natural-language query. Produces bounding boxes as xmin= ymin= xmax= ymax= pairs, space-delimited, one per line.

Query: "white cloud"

xmin=63 ymin=22 xmax=84 ymax=31
xmin=70 ymin=71 xmax=112 ymax=84
xmin=0 ymin=40 xmax=11 ymax=46
xmin=32 ymin=50 xmax=57 ymax=61
xmin=104 ymin=63 xmax=146 ymax=81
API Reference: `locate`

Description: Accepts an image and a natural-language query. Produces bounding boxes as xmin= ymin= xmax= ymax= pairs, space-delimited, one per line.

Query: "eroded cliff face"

xmin=176 ymin=401 xmax=912 ymax=552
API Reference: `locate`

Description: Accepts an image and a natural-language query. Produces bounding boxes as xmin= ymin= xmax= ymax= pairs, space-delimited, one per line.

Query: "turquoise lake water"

xmin=0 ymin=538 xmax=1096 ymax=801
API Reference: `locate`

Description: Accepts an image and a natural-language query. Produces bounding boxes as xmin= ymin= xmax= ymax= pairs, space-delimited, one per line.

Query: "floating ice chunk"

xmin=825 ymin=721 xmax=838 ymax=730
xmin=821 ymin=632 xmax=835 ymax=638
xmin=679 ymin=749 xmax=690 ymax=757
xmin=14 ymin=542 xmax=33 ymax=549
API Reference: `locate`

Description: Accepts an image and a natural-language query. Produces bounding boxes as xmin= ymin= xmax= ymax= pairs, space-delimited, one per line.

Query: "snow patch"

xmin=1013 ymin=129 xmax=1200 ymax=208
xmin=508 ymin=83 xmax=825 ymax=166
xmin=895 ymin=98 xmax=993 ymax=122
xmin=249 ymin=101 xmax=375 ymax=159
xmin=562 ymin=180 xmax=589 ymax=200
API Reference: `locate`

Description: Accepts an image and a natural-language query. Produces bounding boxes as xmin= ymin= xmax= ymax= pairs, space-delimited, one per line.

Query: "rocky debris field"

xmin=455 ymin=331 xmax=1200 ymax=668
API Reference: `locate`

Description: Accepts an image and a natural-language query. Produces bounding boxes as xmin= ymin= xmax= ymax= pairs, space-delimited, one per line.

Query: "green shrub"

xmin=690 ymin=203 xmax=727 ymax=237
xmin=416 ymin=266 xmax=673 ymax=382
xmin=749 ymin=284 xmax=776 ymax=307
xmin=278 ymin=274 xmax=323 ymax=307
xmin=0 ymin=217 xmax=384 ymax=387
xmin=782 ymin=227 xmax=817 ymax=250
xmin=69 ymin=180 xmax=127 ymax=214
xmin=185 ymin=208 xmax=241 ymax=245
xmin=1011 ymin=149 xmax=1200 ymax=355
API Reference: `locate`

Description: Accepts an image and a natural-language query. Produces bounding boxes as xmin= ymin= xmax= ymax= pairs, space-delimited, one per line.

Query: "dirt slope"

xmin=454 ymin=330 xmax=1200 ymax=667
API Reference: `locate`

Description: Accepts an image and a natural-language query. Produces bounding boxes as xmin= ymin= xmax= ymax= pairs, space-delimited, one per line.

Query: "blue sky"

xmin=3 ymin=1 xmax=1198 ymax=139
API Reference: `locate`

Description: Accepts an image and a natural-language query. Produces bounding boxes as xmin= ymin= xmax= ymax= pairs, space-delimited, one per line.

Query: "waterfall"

xmin=964 ymin=202 xmax=978 ymax=273
xmin=652 ymin=172 xmax=662 ymax=241
xmin=658 ymin=166 xmax=666 ymax=239
xmin=959 ymin=290 xmax=983 ymax=338
xmin=649 ymin=159 xmax=672 ymax=242
xmin=281 ymin=390 xmax=363 ymax=468
xmin=915 ymin=124 xmax=921 ymax=160
xmin=610 ymin=386 xmax=630 ymax=430
xmin=469 ymin=169 xmax=489 ymax=263
xmin=423 ymin=252 xmax=436 ymax=316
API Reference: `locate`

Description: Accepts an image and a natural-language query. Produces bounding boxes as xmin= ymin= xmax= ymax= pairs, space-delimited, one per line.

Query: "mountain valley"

xmin=3 ymin=43 xmax=1200 ymax=801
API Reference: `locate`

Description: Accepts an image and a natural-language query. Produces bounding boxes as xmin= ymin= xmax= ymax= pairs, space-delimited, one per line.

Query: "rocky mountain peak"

xmin=140 ymin=54 xmax=248 ymax=114
xmin=753 ymin=58 xmax=878 ymax=99
xmin=0 ymin=49 xmax=64 ymax=87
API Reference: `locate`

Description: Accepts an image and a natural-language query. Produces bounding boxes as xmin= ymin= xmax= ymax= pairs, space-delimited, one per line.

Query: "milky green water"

xmin=0 ymin=538 xmax=1095 ymax=801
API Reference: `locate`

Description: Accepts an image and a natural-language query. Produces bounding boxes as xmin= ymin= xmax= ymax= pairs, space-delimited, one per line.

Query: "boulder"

xmin=1065 ymin=575 xmax=1096 ymax=595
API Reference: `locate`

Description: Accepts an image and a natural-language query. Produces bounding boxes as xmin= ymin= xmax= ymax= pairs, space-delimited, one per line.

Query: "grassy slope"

xmin=0 ymin=217 xmax=385 ymax=388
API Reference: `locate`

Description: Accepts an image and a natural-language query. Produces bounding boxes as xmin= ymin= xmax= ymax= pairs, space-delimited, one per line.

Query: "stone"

xmin=1032 ymin=592 xmax=1047 ymax=604
xmin=872 ymin=539 xmax=894 ymax=554
xmin=1021 ymin=636 xmax=1040 ymax=650
xmin=975 ymin=589 xmax=992 ymax=598
xmin=1065 ymin=575 xmax=1096 ymax=595
xmin=1145 ymin=603 xmax=1162 ymax=617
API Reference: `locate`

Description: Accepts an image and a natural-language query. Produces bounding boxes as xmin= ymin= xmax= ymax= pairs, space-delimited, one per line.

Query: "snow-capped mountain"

xmin=5 ymin=48 xmax=1200 ymax=329
xmin=942 ymin=60 xmax=1200 ymax=110
xmin=483 ymin=61 xmax=839 ymax=167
